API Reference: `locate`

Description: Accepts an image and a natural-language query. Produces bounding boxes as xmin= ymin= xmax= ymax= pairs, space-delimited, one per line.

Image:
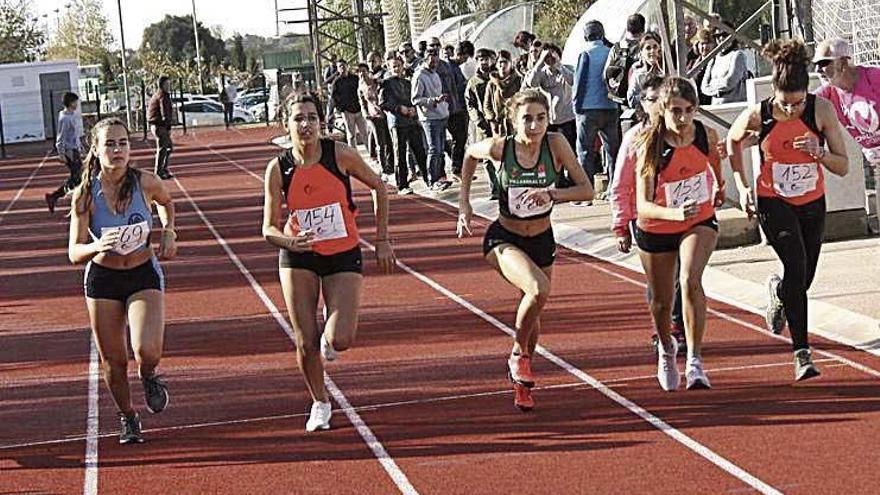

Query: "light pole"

xmin=115 ymin=0 xmax=132 ymax=128
xmin=191 ymin=0 xmax=205 ymax=94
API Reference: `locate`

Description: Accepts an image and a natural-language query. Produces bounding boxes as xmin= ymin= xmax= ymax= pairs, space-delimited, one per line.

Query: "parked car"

xmin=179 ymin=101 xmax=255 ymax=127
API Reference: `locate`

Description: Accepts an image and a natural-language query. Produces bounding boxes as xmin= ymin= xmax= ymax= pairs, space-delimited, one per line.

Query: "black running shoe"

xmin=766 ymin=274 xmax=786 ymax=334
xmin=119 ymin=414 xmax=144 ymax=444
xmin=794 ymin=349 xmax=821 ymax=381
xmin=142 ymin=374 xmax=169 ymax=414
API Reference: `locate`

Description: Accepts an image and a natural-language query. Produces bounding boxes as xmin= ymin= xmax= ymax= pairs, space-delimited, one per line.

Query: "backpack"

xmin=604 ymin=39 xmax=639 ymax=105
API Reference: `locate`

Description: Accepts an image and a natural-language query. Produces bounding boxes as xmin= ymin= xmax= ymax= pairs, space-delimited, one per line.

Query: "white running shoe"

xmin=657 ymin=337 xmax=680 ymax=391
xmin=321 ymin=333 xmax=338 ymax=362
xmin=305 ymin=401 xmax=332 ymax=432
xmin=685 ymin=356 xmax=711 ymax=390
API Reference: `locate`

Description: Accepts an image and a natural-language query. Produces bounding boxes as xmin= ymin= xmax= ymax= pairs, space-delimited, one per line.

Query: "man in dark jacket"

xmin=465 ymin=48 xmax=499 ymax=198
xmin=429 ymin=37 xmax=469 ymax=180
xmin=379 ymin=54 xmax=428 ymax=195
xmin=147 ymin=75 xmax=174 ymax=179
xmin=331 ymin=60 xmax=369 ymax=147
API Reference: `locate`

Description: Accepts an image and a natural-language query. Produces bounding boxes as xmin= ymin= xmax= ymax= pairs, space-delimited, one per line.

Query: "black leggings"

xmin=757 ymin=196 xmax=826 ymax=351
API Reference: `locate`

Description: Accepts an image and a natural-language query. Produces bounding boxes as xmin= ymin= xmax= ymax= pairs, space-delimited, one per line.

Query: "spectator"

xmin=573 ymin=21 xmax=621 ymax=190
xmin=379 ymin=54 xmax=428 ymax=195
xmin=701 ymin=27 xmax=749 ymax=104
xmin=689 ymin=28 xmax=717 ymax=106
xmin=604 ymin=13 xmax=645 ymax=108
xmin=457 ymin=40 xmax=477 ymax=80
xmin=429 ymin=36 xmax=469 ymax=181
xmin=443 ymin=44 xmax=456 ymax=62
xmin=627 ymin=32 xmax=665 ymax=110
xmin=45 ymin=91 xmax=84 ymax=213
xmin=465 ymin=48 xmax=499 ymax=198
xmin=367 ymin=51 xmax=386 ymax=80
xmin=358 ymin=63 xmax=394 ymax=182
xmin=523 ymin=43 xmax=576 ymax=154
xmin=323 ymin=54 xmax=340 ymax=126
xmin=513 ymin=30 xmax=537 ymax=76
xmin=814 ymin=38 xmax=880 ymax=206
xmin=147 ymin=75 xmax=175 ymax=180
xmin=412 ymin=47 xmax=452 ymax=191
xmin=418 ymin=40 xmax=428 ymax=59
xmin=223 ymin=78 xmax=237 ymax=128
xmin=398 ymin=42 xmax=422 ymax=77
xmin=331 ymin=60 xmax=369 ymax=147
xmin=484 ymin=50 xmax=522 ymax=137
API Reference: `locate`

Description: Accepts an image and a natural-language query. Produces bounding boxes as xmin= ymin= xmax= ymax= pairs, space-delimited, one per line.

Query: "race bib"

xmin=772 ymin=162 xmax=818 ymax=198
xmin=295 ymin=202 xmax=348 ymax=241
xmin=508 ymin=187 xmax=552 ymax=218
xmin=663 ymin=171 xmax=710 ymax=208
xmin=101 ymin=221 xmax=150 ymax=256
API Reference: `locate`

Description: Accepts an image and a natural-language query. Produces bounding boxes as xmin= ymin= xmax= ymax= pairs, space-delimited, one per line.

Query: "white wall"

xmin=0 ymin=60 xmax=79 ymax=143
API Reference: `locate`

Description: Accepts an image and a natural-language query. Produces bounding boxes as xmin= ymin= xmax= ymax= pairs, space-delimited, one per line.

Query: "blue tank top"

xmin=88 ymin=174 xmax=153 ymax=254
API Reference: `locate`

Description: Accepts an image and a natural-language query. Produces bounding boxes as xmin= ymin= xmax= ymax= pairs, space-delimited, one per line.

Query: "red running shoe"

xmin=513 ymin=383 xmax=534 ymax=411
xmin=507 ymin=354 xmax=535 ymax=388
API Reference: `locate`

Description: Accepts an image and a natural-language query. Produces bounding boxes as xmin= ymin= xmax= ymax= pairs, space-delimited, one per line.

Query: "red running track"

xmin=2 ymin=127 xmax=880 ymax=494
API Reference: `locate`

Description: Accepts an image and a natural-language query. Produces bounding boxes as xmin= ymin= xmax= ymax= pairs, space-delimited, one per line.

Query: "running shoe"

xmin=656 ymin=337 xmax=680 ymax=391
xmin=685 ymin=356 xmax=711 ymax=389
xmin=142 ymin=374 xmax=169 ymax=414
xmin=507 ymin=354 xmax=536 ymax=388
xmin=119 ymin=413 xmax=144 ymax=444
xmin=794 ymin=349 xmax=821 ymax=381
xmin=157 ymin=171 xmax=175 ymax=180
xmin=513 ymin=383 xmax=534 ymax=412
xmin=398 ymin=187 xmax=413 ymax=196
xmin=305 ymin=400 xmax=332 ymax=432
xmin=321 ymin=333 xmax=338 ymax=362
xmin=765 ymin=274 xmax=786 ymax=334
xmin=651 ymin=328 xmax=687 ymax=356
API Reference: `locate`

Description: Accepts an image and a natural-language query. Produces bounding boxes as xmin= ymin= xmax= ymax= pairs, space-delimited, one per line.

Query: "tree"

xmin=0 ymin=0 xmax=45 ymax=63
xmin=230 ymin=34 xmax=246 ymax=72
xmin=46 ymin=0 xmax=115 ymax=65
xmin=140 ymin=14 xmax=227 ymax=66
xmin=535 ymin=0 xmax=592 ymax=47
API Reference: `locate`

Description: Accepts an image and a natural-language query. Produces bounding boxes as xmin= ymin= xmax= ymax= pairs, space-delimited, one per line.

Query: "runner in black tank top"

xmin=263 ymin=94 xmax=396 ymax=431
xmin=457 ymin=89 xmax=594 ymax=412
xmin=727 ymin=40 xmax=849 ymax=381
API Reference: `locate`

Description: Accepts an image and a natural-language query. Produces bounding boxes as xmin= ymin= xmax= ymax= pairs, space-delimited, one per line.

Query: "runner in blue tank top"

xmin=68 ymin=118 xmax=177 ymax=444
xmin=457 ymin=90 xmax=594 ymax=411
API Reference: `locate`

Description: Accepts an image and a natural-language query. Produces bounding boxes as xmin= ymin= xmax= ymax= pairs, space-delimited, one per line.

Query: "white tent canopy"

xmin=416 ymin=12 xmax=480 ymax=45
xmin=468 ymin=2 xmax=535 ymax=55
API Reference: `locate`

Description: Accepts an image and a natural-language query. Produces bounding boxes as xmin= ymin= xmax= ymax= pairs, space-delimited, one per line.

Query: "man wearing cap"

xmin=814 ymin=38 xmax=880 ymax=220
xmin=573 ymin=20 xmax=620 ymax=196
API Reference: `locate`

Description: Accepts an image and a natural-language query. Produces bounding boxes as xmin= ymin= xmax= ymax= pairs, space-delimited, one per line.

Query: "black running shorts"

xmin=84 ymin=258 xmax=165 ymax=302
xmin=634 ymin=216 xmax=719 ymax=253
xmin=482 ymin=220 xmax=556 ymax=268
xmin=279 ymin=246 xmax=363 ymax=277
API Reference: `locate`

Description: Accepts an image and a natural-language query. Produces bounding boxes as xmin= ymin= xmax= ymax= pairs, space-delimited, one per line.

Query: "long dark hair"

xmin=635 ymin=74 xmax=666 ymax=124
xmin=74 ymin=118 xmax=141 ymax=215
xmin=635 ymin=77 xmax=699 ymax=178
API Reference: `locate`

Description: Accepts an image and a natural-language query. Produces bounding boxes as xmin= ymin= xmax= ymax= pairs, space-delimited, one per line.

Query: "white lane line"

xmin=362 ymin=238 xmax=783 ymax=495
xmin=171 ymin=175 xmax=419 ymax=495
xmin=82 ymin=337 xmax=99 ymax=495
xmin=5 ymin=357 xmax=825 ymax=452
xmin=412 ymin=196 xmax=880 ymax=381
xmin=0 ymin=150 xmax=53 ymax=225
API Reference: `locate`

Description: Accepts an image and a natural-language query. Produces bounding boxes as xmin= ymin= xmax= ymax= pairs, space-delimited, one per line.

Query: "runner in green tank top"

xmin=457 ymin=89 xmax=594 ymax=412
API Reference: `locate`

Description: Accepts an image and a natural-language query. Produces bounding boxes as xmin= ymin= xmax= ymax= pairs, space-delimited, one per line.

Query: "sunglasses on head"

xmin=815 ymin=59 xmax=833 ymax=69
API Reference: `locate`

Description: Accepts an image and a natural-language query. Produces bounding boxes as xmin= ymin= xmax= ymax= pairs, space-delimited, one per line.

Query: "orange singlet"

xmin=756 ymin=94 xmax=826 ymax=206
xmin=278 ymin=139 xmax=360 ymax=256
xmin=638 ymin=121 xmax=718 ymax=235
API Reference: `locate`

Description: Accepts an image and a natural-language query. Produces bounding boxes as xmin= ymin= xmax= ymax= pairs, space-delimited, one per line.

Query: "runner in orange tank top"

xmin=262 ymin=93 xmax=395 ymax=432
xmin=727 ymin=40 xmax=849 ymax=381
xmin=633 ymin=77 xmax=726 ymax=392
